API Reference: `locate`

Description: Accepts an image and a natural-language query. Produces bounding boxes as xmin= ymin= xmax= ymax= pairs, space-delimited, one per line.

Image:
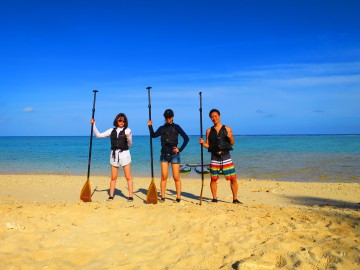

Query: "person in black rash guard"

xmin=199 ymin=109 xmax=241 ymax=204
xmin=147 ymin=109 xmax=189 ymax=203
xmin=91 ymin=113 xmax=134 ymax=202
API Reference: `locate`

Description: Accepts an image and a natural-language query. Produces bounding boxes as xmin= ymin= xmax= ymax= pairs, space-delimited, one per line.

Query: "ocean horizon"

xmin=0 ymin=134 xmax=359 ymax=183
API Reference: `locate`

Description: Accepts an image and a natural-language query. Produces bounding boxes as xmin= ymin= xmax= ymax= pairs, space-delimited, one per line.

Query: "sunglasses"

xmin=117 ymin=119 xmax=125 ymax=123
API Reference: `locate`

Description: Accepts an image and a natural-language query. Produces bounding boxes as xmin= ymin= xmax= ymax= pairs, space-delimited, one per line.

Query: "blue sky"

xmin=1 ymin=0 xmax=359 ymax=136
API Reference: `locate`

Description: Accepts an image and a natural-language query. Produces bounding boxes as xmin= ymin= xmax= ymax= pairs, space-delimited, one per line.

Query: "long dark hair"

xmin=113 ymin=113 xmax=128 ymax=129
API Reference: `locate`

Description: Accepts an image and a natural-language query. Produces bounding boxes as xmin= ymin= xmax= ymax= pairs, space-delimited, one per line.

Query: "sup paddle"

xmin=146 ymin=86 xmax=158 ymax=204
xmin=199 ymin=91 xmax=205 ymax=205
xmin=80 ymin=89 xmax=98 ymax=202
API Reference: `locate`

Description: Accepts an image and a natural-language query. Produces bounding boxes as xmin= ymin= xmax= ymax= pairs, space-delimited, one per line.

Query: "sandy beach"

xmin=1 ymin=174 xmax=359 ymax=270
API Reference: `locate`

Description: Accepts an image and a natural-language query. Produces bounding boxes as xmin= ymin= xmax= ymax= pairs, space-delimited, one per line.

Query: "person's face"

xmin=117 ymin=117 xmax=125 ymax=127
xmin=210 ymin=112 xmax=220 ymax=124
xmin=165 ymin=116 xmax=173 ymax=124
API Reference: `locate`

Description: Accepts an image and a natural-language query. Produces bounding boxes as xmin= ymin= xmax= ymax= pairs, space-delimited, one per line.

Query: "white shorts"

xmin=110 ymin=150 xmax=131 ymax=167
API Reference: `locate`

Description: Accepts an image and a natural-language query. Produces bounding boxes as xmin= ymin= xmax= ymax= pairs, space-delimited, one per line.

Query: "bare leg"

xmin=110 ymin=166 xmax=119 ymax=197
xmin=122 ymin=163 xmax=133 ymax=197
xmin=210 ymin=180 xmax=217 ymax=199
xmin=172 ymin=163 xmax=181 ymax=199
xmin=160 ymin=162 xmax=169 ymax=199
xmin=230 ymin=179 xmax=238 ymax=200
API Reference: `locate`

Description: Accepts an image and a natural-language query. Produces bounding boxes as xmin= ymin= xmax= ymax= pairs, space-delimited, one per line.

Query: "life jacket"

xmin=110 ymin=128 xmax=128 ymax=151
xmin=208 ymin=125 xmax=233 ymax=154
xmin=161 ymin=123 xmax=178 ymax=155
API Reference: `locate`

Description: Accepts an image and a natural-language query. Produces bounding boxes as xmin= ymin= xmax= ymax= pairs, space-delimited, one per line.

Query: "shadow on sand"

xmin=135 ymin=188 xmax=217 ymax=203
xmin=283 ymin=195 xmax=360 ymax=210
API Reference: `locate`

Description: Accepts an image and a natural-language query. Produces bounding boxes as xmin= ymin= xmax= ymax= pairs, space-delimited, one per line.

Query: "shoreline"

xmin=1 ymin=172 xmax=359 ymax=184
xmin=1 ymin=174 xmax=360 ymax=269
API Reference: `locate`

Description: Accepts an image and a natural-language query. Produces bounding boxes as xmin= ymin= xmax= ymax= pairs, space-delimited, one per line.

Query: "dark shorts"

xmin=160 ymin=153 xmax=181 ymax=164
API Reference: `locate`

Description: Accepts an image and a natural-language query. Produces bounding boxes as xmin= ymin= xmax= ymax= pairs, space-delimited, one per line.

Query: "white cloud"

xmin=23 ymin=107 xmax=35 ymax=113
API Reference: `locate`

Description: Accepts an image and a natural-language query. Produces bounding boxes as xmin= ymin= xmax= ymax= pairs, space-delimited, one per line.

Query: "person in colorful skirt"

xmin=199 ymin=109 xmax=241 ymax=204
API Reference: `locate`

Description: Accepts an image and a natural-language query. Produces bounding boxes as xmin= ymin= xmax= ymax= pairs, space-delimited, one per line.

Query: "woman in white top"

xmin=91 ymin=113 xmax=133 ymax=201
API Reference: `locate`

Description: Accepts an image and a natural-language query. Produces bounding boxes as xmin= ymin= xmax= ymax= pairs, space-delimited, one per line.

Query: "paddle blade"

xmin=146 ymin=180 xmax=158 ymax=204
xmin=80 ymin=179 xmax=92 ymax=202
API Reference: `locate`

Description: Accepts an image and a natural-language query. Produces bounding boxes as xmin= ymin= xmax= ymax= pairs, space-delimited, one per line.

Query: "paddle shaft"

xmin=147 ymin=87 xmax=154 ymax=180
xmin=199 ymin=91 xmax=205 ymax=205
xmin=87 ymin=90 xmax=98 ymax=179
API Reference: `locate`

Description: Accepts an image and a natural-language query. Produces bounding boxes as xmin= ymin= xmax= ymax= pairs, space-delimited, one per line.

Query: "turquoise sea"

xmin=0 ymin=135 xmax=359 ymax=182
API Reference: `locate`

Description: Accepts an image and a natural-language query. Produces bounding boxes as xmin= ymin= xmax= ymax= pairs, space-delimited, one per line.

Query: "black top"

xmin=149 ymin=123 xmax=189 ymax=153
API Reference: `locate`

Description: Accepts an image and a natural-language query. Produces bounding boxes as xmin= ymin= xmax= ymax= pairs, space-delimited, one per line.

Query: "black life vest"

xmin=160 ymin=123 xmax=179 ymax=155
xmin=208 ymin=125 xmax=233 ymax=154
xmin=161 ymin=123 xmax=178 ymax=147
xmin=110 ymin=128 xmax=128 ymax=151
